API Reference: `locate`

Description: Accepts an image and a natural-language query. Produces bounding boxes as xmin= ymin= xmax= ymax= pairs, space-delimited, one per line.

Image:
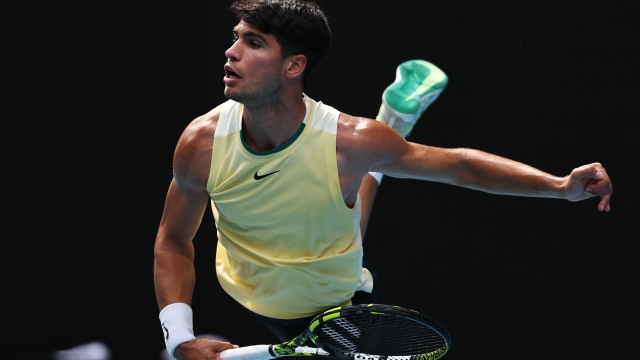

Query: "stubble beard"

xmin=224 ymin=80 xmax=284 ymax=110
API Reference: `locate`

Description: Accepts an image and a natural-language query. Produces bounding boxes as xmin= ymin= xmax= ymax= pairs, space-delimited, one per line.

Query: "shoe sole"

xmin=382 ymin=60 xmax=448 ymax=124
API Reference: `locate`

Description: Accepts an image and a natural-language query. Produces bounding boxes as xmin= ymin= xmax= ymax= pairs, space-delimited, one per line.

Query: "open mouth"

xmin=225 ymin=66 xmax=241 ymax=79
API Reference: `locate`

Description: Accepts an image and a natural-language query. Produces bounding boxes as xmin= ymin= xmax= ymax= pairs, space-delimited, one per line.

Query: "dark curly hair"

xmin=230 ymin=0 xmax=331 ymax=83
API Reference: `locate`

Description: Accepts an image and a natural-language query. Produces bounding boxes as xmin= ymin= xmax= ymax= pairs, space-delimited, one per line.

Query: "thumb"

xmin=571 ymin=164 xmax=603 ymax=181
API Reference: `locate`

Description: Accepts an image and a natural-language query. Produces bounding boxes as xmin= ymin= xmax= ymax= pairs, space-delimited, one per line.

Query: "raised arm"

xmin=345 ymin=116 xmax=612 ymax=211
xmin=386 ymin=144 xmax=610 ymax=210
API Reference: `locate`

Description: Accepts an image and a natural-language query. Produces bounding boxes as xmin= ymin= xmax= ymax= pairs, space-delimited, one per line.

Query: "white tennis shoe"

xmin=377 ymin=60 xmax=448 ymax=137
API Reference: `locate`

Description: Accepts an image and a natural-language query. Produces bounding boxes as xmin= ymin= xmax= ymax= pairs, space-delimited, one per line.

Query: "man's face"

xmin=223 ymin=20 xmax=288 ymax=106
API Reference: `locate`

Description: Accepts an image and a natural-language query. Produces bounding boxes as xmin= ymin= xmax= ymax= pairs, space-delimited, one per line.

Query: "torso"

xmin=204 ymin=98 xmax=371 ymax=318
xmin=185 ymin=103 xmax=374 ymax=207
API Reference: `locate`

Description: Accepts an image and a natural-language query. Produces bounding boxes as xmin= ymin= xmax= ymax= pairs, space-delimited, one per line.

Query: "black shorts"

xmin=252 ymin=257 xmax=385 ymax=342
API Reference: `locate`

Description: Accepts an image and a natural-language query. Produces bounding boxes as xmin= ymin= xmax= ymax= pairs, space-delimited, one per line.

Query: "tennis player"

xmin=154 ymin=1 xmax=613 ymax=359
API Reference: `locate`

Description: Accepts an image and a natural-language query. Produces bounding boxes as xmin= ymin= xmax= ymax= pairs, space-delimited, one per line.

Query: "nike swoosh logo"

xmin=163 ymin=324 xmax=169 ymax=340
xmin=405 ymin=61 xmax=447 ymax=101
xmin=254 ymin=170 xmax=280 ymax=180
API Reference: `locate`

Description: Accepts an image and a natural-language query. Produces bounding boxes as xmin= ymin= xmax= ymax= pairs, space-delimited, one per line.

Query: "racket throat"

xmin=354 ymin=355 xmax=408 ymax=360
xmin=294 ymin=346 xmax=329 ymax=356
xmin=269 ymin=345 xmax=329 ymax=357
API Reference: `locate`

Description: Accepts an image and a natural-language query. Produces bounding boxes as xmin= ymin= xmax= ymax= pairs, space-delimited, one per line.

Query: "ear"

xmin=285 ymin=54 xmax=307 ymax=80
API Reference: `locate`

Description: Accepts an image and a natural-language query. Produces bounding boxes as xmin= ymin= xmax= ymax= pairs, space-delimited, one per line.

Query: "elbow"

xmin=447 ymin=149 xmax=477 ymax=188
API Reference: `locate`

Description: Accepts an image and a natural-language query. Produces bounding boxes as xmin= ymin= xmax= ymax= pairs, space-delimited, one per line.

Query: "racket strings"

xmin=316 ymin=314 xmax=446 ymax=356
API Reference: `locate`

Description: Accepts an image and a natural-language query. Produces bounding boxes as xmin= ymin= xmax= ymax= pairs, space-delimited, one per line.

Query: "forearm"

xmin=455 ymin=149 xmax=566 ymax=198
xmin=154 ymin=236 xmax=196 ymax=309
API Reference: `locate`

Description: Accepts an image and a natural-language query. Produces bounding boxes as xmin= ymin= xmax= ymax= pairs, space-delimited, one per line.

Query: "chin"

xmin=223 ymin=88 xmax=240 ymax=101
xmin=224 ymin=88 xmax=253 ymax=104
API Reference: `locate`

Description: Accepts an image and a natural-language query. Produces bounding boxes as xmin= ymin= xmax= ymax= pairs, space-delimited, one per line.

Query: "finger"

xmin=212 ymin=343 xmax=239 ymax=360
xmin=598 ymin=193 xmax=611 ymax=211
xmin=212 ymin=341 xmax=237 ymax=352
xmin=585 ymin=179 xmax=611 ymax=193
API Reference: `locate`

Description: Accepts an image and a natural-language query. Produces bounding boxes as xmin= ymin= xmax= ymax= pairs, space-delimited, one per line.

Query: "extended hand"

xmin=175 ymin=338 xmax=238 ymax=360
xmin=565 ymin=163 xmax=612 ymax=211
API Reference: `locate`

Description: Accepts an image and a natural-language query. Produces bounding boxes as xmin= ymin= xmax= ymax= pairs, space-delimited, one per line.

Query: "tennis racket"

xmin=219 ymin=304 xmax=450 ymax=360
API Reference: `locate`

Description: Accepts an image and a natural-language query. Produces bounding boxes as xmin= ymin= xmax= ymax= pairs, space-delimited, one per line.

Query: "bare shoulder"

xmin=173 ymin=104 xmax=224 ymax=191
xmin=336 ymin=112 xmax=408 ymax=168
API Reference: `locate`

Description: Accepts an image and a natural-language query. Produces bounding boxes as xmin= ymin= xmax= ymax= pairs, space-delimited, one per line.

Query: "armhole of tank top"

xmin=321 ymin=105 xmax=357 ymax=217
xmin=207 ymin=101 xmax=238 ymax=193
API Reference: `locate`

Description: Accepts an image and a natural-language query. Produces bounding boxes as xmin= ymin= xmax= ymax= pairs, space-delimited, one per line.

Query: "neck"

xmin=241 ymin=91 xmax=306 ymax=152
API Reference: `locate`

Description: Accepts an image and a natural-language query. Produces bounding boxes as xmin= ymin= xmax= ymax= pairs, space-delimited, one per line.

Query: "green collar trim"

xmin=240 ymin=123 xmax=306 ymax=156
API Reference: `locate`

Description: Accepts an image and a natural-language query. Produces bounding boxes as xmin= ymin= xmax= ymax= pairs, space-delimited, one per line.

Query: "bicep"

xmin=340 ymin=116 xmax=466 ymax=185
xmin=372 ymin=143 xmax=467 ymax=185
xmin=156 ymin=113 xmax=216 ymax=247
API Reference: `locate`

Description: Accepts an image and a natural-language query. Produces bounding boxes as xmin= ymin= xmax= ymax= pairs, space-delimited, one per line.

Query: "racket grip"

xmin=219 ymin=345 xmax=273 ymax=360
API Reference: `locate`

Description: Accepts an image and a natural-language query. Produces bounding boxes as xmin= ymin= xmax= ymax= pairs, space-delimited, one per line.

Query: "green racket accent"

xmin=322 ymin=312 xmax=341 ymax=322
xmin=309 ymin=319 xmax=322 ymax=332
xmin=271 ymin=346 xmax=315 ymax=357
xmin=309 ymin=311 xmax=340 ymax=332
xmin=416 ymin=344 xmax=449 ymax=360
xmin=271 ymin=344 xmax=301 ymax=357
xmin=271 ymin=331 xmax=315 ymax=357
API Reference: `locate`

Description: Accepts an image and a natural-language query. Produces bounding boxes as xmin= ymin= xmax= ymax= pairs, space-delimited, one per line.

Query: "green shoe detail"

xmin=378 ymin=60 xmax=448 ymax=137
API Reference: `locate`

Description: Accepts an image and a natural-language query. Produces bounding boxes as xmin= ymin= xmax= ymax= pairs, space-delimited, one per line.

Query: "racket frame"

xmin=221 ymin=304 xmax=451 ymax=360
xmin=306 ymin=304 xmax=450 ymax=360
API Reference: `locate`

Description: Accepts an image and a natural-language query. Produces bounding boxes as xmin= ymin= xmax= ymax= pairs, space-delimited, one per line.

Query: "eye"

xmin=250 ymin=41 xmax=261 ymax=48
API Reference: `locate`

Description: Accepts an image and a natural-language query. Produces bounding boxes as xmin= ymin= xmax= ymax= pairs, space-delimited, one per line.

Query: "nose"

xmin=225 ymin=40 xmax=240 ymax=62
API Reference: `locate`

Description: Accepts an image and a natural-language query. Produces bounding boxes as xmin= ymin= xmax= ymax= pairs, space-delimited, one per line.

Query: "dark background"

xmin=4 ymin=0 xmax=637 ymax=359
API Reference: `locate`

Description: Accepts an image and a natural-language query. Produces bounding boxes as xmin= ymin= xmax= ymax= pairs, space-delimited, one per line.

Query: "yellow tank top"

xmin=207 ymin=95 xmax=371 ymax=319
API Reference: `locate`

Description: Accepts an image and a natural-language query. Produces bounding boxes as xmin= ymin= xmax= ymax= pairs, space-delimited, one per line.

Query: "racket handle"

xmin=219 ymin=345 xmax=273 ymax=360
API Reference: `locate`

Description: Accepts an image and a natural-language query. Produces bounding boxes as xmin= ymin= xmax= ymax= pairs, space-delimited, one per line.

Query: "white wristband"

xmin=159 ymin=303 xmax=197 ymax=359
xmin=368 ymin=171 xmax=383 ymax=185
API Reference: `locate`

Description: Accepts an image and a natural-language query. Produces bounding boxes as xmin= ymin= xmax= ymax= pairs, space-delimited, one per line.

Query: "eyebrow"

xmin=232 ymin=29 xmax=268 ymax=44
